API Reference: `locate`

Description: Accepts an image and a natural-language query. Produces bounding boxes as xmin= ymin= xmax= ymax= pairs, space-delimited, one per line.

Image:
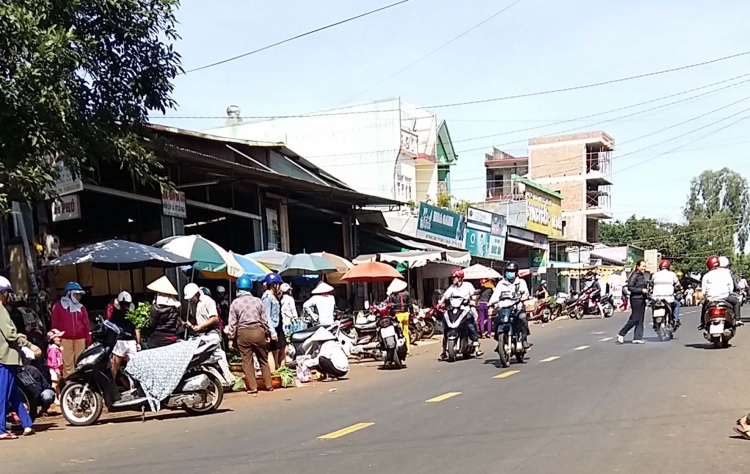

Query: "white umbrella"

xmin=462 ymin=264 xmax=501 ymax=280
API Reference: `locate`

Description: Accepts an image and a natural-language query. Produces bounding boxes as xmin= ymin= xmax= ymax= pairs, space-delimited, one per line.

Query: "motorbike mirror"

xmin=364 ymin=300 xmax=370 ymax=310
xmin=434 ymin=289 xmax=443 ymax=295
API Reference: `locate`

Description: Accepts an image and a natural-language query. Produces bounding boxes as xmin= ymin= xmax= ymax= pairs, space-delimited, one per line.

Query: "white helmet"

xmin=0 ymin=276 xmax=12 ymax=293
xmin=114 ymin=291 xmax=134 ymax=311
xmin=216 ymin=285 xmax=226 ymax=294
xmin=719 ymin=256 xmax=730 ymax=268
xmin=183 ymin=282 xmax=201 ymax=300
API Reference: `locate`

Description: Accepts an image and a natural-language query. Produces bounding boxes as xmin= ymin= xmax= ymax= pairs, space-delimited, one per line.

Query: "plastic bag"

xmin=295 ymin=356 xmax=312 ymax=383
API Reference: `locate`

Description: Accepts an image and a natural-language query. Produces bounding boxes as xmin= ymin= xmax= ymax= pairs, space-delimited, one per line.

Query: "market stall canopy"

xmin=341 ymin=261 xmax=403 ymax=283
xmin=278 ymin=253 xmax=337 ymax=277
xmin=153 ymin=235 xmax=243 ymax=278
xmin=353 ymin=250 xmax=470 ymax=268
xmin=245 ymin=250 xmax=292 ymax=271
xmin=185 ymin=252 xmax=272 ymax=281
xmin=312 ymin=252 xmax=353 ymax=274
xmin=47 ymin=239 xmax=194 ymax=270
xmin=462 ymin=264 xmax=501 ymax=281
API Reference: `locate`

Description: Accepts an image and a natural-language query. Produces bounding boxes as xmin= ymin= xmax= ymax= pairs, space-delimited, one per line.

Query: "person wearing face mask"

xmin=51 ymin=282 xmax=91 ymax=378
xmin=489 ymin=262 xmax=532 ymax=349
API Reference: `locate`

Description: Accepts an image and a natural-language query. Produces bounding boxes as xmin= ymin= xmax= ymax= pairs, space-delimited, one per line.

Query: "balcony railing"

xmin=585 ymin=151 xmax=612 ymax=179
xmin=586 ymin=189 xmax=611 ymax=212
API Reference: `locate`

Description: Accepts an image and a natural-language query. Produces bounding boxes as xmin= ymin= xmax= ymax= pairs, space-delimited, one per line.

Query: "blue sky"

xmin=153 ymin=0 xmax=750 ymax=223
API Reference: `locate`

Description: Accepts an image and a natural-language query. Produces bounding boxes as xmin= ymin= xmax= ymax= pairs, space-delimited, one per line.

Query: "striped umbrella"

xmin=233 ymin=253 xmax=272 ymax=281
xmin=154 ymin=235 xmax=244 ymax=278
xmin=246 ymin=250 xmax=292 ymax=271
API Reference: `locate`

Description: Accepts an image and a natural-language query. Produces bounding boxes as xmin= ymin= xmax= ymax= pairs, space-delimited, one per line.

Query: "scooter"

xmin=651 ymin=298 xmax=675 ymax=341
xmin=417 ymin=304 xmax=441 ymax=339
xmin=703 ymin=300 xmax=737 ymax=349
xmin=573 ymin=288 xmax=615 ymax=319
xmin=442 ymin=297 xmax=475 ymax=362
xmin=60 ymin=320 xmax=224 ymax=426
xmin=494 ymin=300 xmax=528 ymax=367
xmin=529 ymin=297 xmax=553 ymax=323
xmin=377 ymin=314 xmax=407 ymax=369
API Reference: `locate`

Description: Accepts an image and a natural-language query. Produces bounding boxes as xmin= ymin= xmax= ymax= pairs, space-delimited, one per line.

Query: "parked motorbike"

xmin=529 ymin=297 xmax=553 ymax=323
xmin=558 ymin=291 xmax=578 ymax=319
xmin=651 ymin=298 xmax=675 ymax=341
xmin=287 ymin=319 xmax=344 ymax=361
xmin=573 ymin=287 xmax=615 ymax=319
xmin=494 ymin=301 xmax=528 ymax=367
xmin=443 ymin=297 xmax=475 ymax=362
xmin=703 ymin=300 xmax=737 ymax=349
xmin=377 ymin=313 xmax=408 ymax=369
xmin=418 ymin=303 xmax=442 ymax=339
xmin=60 ymin=320 xmax=224 ymax=426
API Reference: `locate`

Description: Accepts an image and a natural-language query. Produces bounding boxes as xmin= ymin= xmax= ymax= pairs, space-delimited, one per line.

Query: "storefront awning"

xmin=353 ymin=249 xmax=471 ymax=268
xmin=358 ymin=226 xmax=472 ymax=267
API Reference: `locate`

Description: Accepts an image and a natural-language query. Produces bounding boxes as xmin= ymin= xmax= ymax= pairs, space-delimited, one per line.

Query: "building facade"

xmin=205 ymin=99 xmax=457 ymax=205
xmin=527 ymin=131 xmax=614 ymax=243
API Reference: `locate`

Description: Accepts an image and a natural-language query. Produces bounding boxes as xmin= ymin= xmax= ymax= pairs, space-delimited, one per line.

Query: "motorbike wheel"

xmin=713 ymin=339 xmax=723 ymax=349
xmin=722 ymin=338 xmax=731 ymax=349
xmin=61 ymin=382 xmax=104 ymax=427
xmin=541 ymin=308 xmax=552 ymax=324
xmin=603 ymin=304 xmax=614 ymax=318
xmin=551 ymin=306 xmax=562 ymax=321
xmin=183 ymin=371 xmax=224 ymax=416
xmin=447 ymin=340 xmax=457 ymax=362
xmin=574 ymin=307 xmax=584 ymax=320
xmin=387 ymin=348 xmax=402 ymax=369
xmin=497 ymin=334 xmax=510 ymax=368
xmin=515 ymin=350 xmax=526 ymax=364
xmin=409 ymin=323 xmax=422 ymax=343
xmin=422 ymin=320 xmax=436 ymax=339
xmin=656 ymin=324 xmax=668 ymax=342
xmin=5 ymin=386 xmax=37 ymax=433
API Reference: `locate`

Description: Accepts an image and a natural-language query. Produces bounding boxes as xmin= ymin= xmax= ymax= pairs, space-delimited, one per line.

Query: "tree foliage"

xmin=0 ymin=0 xmax=182 ymax=210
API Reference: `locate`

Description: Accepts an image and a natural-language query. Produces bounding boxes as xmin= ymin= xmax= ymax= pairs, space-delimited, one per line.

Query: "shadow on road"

xmin=78 ymin=408 xmax=234 ymax=427
xmin=684 ymin=342 xmax=726 ymax=350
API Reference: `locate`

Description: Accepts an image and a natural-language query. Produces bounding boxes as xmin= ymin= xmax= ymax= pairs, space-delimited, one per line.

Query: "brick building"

xmin=527 ymin=131 xmax=614 ymax=243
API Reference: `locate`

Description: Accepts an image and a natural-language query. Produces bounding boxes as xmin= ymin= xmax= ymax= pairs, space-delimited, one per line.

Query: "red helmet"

xmin=706 ymin=255 xmax=720 ymax=270
xmin=451 ymin=268 xmax=465 ymax=279
xmin=659 ymin=259 xmax=670 ymax=270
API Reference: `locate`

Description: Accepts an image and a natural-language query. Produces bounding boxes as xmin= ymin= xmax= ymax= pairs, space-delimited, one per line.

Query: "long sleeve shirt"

xmin=304 ymin=340 xmax=349 ymax=373
xmin=489 ymin=279 xmax=530 ymax=308
xmin=280 ymin=294 xmax=298 ymax=324
xmin=51 ymin=301 xmax=91 ymax=345
xmin=702 ymin=269 xmax=735 ymax=301
xmin=261 ymin=291 xmax=280 ymax=330
xmin=0 ymin=303 xmax=30 ymax=366
xmin=627 ymin=272 xmax=648 ymax=300
xmin=225 ymin=294 xmax=270 ymax=339
xmin=303 ymin=295 xmax=336 ymax=326
xmin=652 ymin=269 xmax=680 ymax=302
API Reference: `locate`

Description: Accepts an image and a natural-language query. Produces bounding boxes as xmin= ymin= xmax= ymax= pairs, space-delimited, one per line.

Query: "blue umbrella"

xmin=47 ymin=239 xmax=194 ymax=270
xmin=278 ymin=253 xmax=337 ymax=277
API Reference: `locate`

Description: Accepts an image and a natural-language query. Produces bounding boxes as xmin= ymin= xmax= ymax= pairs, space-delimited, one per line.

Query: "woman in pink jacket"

xmin=50 ymin=282 xmax=91 ymax=378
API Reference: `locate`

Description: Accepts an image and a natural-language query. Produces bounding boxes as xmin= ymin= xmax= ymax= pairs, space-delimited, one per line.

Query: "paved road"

xmin=6 ymin=306 xmax=750 ymax=473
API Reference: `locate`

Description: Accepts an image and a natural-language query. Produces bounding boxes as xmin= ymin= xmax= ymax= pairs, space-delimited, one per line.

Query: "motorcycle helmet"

xmin=64 ymin=281 xmax=84 ymax=293
xmin=236 ymin=275 xmax=252 ymax=290
xmin=719 ymin=256 xmax=730 ymax=268
xmin=0 ymin=276 xmax=12 ymax=293
xmin=659 ymin=259 xmax=671 ymax=270
xmin=200 ymin=287 xmax=211 ymax=297
xmin=265 ymin=272 xmax=283 ymax=286
xmin=504 ymin=261 xmax=519 ymax=282
xmin=451 ymin=268 xmax=465 ymax=280
xmin=183 ymin=282 xmax=201 ymax=300
xmin=216 ymin=285 xmax=226 ymax=294
xmin=706 ymin=255 xmax=720 ymax=270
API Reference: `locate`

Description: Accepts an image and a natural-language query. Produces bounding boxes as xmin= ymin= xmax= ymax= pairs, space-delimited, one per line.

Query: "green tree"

xmin=599 ymin=216 xmax=687 ymax=270
xmin=685 ymin=168 xmax=750 ymax=253
xmin=0 ymin=0 xmax=182 ymax=210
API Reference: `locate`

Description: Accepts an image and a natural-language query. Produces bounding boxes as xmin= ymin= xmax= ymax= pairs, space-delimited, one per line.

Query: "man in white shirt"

xmin=701 ymin=255 xmax=737 ymax=328
xmin=489 ymin=261 xmax=532 ymax=348
xmin=303 ymin=327 xmax=349 ymax=380
xmin=652 ymin=259 xmax=682 ymax=328
xmin=303 ymin=282 xmax=337 ymax=327
xmin=439 ymin=268 xmax=481 ymax=358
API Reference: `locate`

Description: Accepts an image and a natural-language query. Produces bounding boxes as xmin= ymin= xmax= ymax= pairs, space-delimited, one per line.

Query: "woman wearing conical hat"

xmin=144 ymin=276 xmax=183 ymax=349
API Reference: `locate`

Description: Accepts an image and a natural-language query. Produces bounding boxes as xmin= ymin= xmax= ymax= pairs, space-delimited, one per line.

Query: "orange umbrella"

xmin=341 ymin=261 xmax=403 ymax=283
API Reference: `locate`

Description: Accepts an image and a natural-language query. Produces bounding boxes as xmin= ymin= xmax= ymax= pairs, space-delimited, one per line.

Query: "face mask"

xmin=505 ymin=272 xmax=516 ymax=281
xmin=71 ymin=293 xmax=81 ymax=303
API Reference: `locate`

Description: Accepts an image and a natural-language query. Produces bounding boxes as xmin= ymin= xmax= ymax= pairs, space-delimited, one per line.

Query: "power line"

xmin=425 ymin=50 xmax=750 ymax=109
xmin=336 ymin=0 xmax=528 ymax=106
xmin=184 ymin=0 xmax=414 ymax=74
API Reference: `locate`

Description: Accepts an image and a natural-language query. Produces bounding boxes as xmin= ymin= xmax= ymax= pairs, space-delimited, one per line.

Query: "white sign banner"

xmin=466 ymin=207 xmax=493 ymax=233
xmin=47 ymin=163 xmax=83 ymax=197
xmin=51 ymin=194 xmax=81 ymax=222
xmin=400 ymin=129 xmax=418 ymax=156
xmin=161 ymin=186 xmax=186 ymax=219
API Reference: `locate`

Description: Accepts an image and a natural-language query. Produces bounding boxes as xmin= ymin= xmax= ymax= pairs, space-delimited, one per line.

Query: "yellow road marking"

xmin=318 ymin=422 xmax=375 ymax=440
xmin=425 ymin=392 xmax=462 ymax=403
xmin=494 ymin=370 xmax=520 ymax=379
xmin=574 ymin=345 xmax=590 ymax=351
xmin=600 ymin=337 xmax=613 ymax=342
xmin=540 ymin=356 xmax=560 ymax=362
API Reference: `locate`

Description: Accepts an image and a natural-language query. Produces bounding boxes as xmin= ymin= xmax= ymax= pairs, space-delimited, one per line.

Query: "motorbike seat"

xmin=355 ymin=321 xmax=377 ymax=331
xmin=290 ymin=325 xmax=322 ymax=343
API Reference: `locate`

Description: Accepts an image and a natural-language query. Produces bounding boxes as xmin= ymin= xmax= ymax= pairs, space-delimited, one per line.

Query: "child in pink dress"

xmin=46 ymin=329 xmax=65 ymax=404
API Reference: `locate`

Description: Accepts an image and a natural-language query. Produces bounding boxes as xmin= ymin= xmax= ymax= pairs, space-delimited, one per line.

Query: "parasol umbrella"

xmin=182 ymin=253 xmax=272 ymax=281
xmin=462 ymin=264 xmax=501 ymax=281
xmin=47 ymin=239 xmax=194 ymax=270
xmin=341 ymin=261 xmax=403 ymax=283
xmin=245 ymin=250 xmax=291 ymax=271
xmin=312 ymin=252 xmax=353 ymax=274
xmin=153 ymin=235 xmax=243 ymax=278
xmin=278 ymin=253 xmax=337 ymax=277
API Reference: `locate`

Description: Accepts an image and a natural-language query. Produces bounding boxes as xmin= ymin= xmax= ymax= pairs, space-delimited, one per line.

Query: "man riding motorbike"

xmin=719 ymin=256 xmax=743 ymax=325
xmin=652 ymin=259 xmax=682 ymax=329
xmin=700 ymin=255 xmax=738 ymax=329
xmin=489 ymin=261 xmax=532 ymax=349
xmin=439 ymin=268 xmax=483 ymax=359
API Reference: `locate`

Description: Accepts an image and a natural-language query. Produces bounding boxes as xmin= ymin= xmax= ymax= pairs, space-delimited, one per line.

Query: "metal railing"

xmin=585 ymin=151 xmax=612 ymax=176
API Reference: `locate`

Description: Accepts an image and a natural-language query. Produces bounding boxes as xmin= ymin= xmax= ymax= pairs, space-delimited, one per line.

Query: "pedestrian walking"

xmin=50 ymin=282 xmax=91 ymax=378
xmin=0 ymin=276 xmax=41 ymax=439
xmin=617 ymin=260 xmax=649 ymax=344
xmin=225 ymin=276 xmax=273 ymax=395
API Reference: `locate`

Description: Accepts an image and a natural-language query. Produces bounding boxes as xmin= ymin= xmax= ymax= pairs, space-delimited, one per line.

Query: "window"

xmin=395 ymin=175 xmax=412 ymax=202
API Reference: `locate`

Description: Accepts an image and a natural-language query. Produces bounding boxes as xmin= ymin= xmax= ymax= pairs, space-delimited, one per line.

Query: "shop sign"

xmin=644 ymin=249 xmax=660 ymax=273
xmin=627 ymin=245 xmax=644 ymax=268
xmin=46 ymin=162 xmax=83 ymax=197
xmin=400 ymin=128 xmax=418 ymax=156
xmin=161 ymin=186 xmax=186 ymax=219
xmin=51 ymin=194 xmax=80 ymax=222
xmin=530 ymin=248 xmax=548 ymax=274
xmin=466 ymin=207 xmax=507 ymax=237
xmin=416 ymin=202 xmax=465 ymax=248
xmin=465 ymin=228 xmax=505 ymax=260
xmin=524 ymin=188 xmax=563 ymax=237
